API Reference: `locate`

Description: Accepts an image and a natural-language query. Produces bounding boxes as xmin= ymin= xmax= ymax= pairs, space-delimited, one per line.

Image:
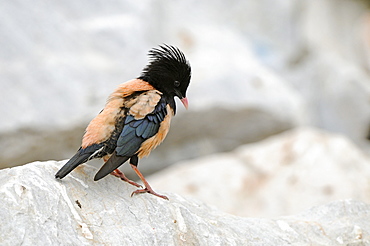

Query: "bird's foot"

xmin=129 ymin=163 xmax=168 ymax=200
xmin=110 ymin=169 xmax=142 ymax=188
xmin=131 ymin=187 xmax=169 ymax=200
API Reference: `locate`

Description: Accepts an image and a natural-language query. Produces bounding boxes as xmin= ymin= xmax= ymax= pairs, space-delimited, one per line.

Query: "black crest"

xmin=148 ymin=44 xmax=189 ymax=67
xmin=138 ymin=44 xmax=191 ymax=93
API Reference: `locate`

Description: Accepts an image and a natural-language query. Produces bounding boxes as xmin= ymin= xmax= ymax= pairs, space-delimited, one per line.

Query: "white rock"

xmin=1 ymin=160 xmax=370 ymax=245
xmin=150 ymin=127 xmax=370 ymax=217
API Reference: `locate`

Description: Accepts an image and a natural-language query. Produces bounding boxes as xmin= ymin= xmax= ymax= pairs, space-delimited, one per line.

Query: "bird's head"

xmin=138 ymin=44 xmax=191 ymax=109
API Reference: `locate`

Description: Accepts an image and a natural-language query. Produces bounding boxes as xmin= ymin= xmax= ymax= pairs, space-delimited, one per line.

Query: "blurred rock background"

xmin=1 ymin=0 xmax=370 ymax=217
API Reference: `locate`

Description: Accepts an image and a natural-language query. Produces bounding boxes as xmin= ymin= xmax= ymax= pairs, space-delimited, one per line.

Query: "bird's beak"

xmin=180 ymin=97 xmax=189 ymax=110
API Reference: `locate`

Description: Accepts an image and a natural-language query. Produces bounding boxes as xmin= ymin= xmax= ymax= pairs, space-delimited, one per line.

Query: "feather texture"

xmin=94 ymin=96 xmax=170 ymax=179
xmin=82 ymin=79 xmax=155 ymax=148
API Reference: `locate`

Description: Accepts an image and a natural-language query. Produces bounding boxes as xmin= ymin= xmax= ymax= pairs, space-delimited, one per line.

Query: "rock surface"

xmin=150 ymin=127 xmax=370 ymax=218
xmin=1 ymin=160 xmax=370 ymax=245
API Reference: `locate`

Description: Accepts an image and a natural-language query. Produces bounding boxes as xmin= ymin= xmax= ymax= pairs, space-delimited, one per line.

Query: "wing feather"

xmin=94 ymin=91 xmax=168 ymax=180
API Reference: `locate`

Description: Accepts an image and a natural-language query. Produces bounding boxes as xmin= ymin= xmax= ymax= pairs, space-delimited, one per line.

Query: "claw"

xmin=131 ymin=187 xmax=169 ymax=200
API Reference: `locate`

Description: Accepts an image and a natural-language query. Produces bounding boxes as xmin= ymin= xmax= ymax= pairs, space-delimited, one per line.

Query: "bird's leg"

xmin=103 ymin=155 xmax=142 ymax=188
xmin=130 ymin=165 xmax=169 ymax=200
xmin=110 ymin=169 xmax=142 ymax=188
xmin=129 ymin=156 xmax=169 ymax=200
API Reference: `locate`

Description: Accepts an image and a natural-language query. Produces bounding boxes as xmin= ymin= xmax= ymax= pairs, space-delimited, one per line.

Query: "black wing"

xmin=94 ymin=97 xmax=168 ymax=181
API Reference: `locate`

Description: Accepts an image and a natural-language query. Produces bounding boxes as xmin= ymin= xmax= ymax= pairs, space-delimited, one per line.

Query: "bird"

xmin=55 ymin=44 xmax=191 ymax=200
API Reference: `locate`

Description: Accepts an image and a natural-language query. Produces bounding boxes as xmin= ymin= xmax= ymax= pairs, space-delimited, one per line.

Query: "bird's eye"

xmin=174 ymin=81 xmax=180 ymax=87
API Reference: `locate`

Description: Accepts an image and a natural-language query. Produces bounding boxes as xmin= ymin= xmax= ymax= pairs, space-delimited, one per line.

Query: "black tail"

xmin=55 ymin=144 xmax=104 ymax=179
xmin=94 ymin=153 xmax=129 ymax=181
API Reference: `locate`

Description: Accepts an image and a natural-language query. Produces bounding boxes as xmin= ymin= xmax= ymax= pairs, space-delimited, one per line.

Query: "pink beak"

xmin=180 ymin=97 xmax=189 ymax=110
